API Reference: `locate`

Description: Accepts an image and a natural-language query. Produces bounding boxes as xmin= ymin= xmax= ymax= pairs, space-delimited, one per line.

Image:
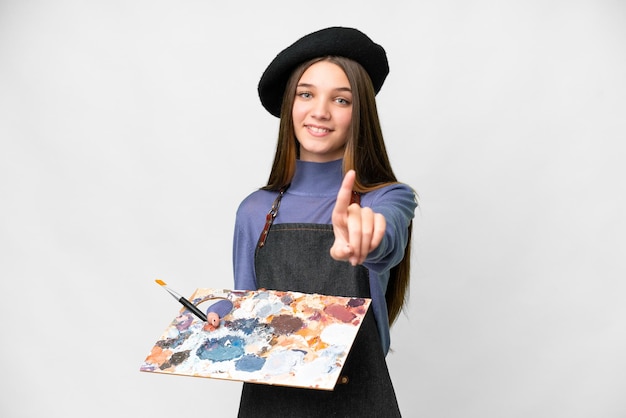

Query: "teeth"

xmin=308 ymin=126 xmax=329 ymax=133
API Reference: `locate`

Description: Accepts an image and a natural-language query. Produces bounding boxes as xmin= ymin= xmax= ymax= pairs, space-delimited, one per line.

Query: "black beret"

xmin=258 ymin=26 xmax=389 ymax=117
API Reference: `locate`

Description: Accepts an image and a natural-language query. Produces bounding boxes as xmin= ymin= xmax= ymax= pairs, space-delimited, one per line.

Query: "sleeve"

xmin=363 ymin=183 xmax=417 ymax=274
xmin=232 ymin=196 xmax=262 ymax=291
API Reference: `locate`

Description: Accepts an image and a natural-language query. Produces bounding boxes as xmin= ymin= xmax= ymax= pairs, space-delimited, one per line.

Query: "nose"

xmin=311 ymin=97 xmax=330 ymax=120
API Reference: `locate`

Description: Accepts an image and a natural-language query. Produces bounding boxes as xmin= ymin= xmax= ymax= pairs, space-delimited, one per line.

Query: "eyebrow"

xmin=296 ymin=83 xmax=352 ymax=93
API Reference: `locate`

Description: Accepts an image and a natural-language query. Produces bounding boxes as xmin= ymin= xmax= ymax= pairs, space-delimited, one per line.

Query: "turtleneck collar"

xmin=289 ymin=159 xmax=343 ymax=196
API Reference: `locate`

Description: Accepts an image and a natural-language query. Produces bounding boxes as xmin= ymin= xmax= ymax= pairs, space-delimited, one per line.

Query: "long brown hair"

xmin=263 ymin=56 xmax=413 ymax=326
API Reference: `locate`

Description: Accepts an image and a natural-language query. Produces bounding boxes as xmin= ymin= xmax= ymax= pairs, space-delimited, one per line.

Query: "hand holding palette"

xmin=140 ymin=287 xmax=371 ymax=390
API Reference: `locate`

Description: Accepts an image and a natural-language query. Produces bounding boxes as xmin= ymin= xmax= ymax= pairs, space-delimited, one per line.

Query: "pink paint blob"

xmin=324 ymin=304 xmax=356 ymax=323
xmin=207 ymin=312 xmax=220 ymax=327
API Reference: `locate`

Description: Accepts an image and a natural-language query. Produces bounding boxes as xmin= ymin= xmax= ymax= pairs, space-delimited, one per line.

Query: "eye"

xmin=297 ymin=91 xmax=312 ymax=99
xmin=335 ymin=97 xmax=351 ymax=106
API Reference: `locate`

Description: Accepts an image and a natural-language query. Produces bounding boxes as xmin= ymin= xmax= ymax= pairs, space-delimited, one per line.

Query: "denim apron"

xmin=237 ymin=190 xmax=401 ymax=417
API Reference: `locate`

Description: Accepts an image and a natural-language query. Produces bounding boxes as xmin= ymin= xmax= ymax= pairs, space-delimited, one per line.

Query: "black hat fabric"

xmin=258 ymin=26 xmax=389 ymax=117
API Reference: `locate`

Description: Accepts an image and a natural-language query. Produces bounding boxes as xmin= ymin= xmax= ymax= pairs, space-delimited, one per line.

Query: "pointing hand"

xmin=330 ymin=170 xmax=386 ymax=266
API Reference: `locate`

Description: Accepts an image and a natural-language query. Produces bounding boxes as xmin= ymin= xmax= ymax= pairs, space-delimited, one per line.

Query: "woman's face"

xmin=292 ymin=60 xmax=353 ymax=162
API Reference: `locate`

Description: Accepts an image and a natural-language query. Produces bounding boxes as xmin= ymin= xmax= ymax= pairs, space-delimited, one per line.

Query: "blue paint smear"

xmin=196 ymin=336 xmax=245 ymax=362
xmin=226 ymin=317 xmax=261 ymax=335
xmin=256 ymin=304 xmax=273 ymax=318
xmin=156 ymin=330 xmax=192 ymax=349
xmin=235 ymin=354 xmax=266 ymax=372
xmin=255 ymin=292 xmax=269 ymax=300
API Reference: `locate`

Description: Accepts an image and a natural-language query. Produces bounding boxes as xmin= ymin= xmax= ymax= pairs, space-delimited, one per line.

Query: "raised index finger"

xmin=333 ymin=170 xmax=357 ymax=219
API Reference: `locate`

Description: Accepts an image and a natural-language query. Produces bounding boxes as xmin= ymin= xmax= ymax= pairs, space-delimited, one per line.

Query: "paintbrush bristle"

xmin=155 ymin=279 xmax=167 ymax=286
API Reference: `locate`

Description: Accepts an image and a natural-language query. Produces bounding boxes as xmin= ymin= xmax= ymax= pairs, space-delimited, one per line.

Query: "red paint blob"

xmin=324 ymin=304 xmax=356 ymax=323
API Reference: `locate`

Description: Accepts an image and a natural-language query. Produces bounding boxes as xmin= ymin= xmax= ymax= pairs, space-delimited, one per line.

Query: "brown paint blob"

xmin=271 ymin=314 xmax=304 ymax=335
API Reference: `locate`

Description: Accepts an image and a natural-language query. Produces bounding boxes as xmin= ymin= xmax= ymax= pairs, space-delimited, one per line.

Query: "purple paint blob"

xmin=206 ymin=299 xmax=233 ymax=318
xmin=235 ymin=354 xmax=266 ymax=372
xmin=174 ymin=314 xmax=194 ymax=331
xmin=308 ymin=311 xmax=322 ymax=321
xmin=347 ymin=298 xmax=366 ymax=307
xmin=196 ymin=336 xmax=245 ymax=362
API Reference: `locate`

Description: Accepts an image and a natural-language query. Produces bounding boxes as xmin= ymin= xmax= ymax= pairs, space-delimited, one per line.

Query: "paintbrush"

xmin=155 ymin=279 xmax=207 ymax=322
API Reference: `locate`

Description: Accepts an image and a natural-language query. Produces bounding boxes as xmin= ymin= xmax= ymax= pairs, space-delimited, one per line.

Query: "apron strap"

xmin=257 ymin=187 xmax=362 ymax=248
xmin=257 ymin=186 xmax=287 ymax=248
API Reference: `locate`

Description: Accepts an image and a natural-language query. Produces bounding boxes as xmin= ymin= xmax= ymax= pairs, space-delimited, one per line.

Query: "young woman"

xmin=233 ymin=27 xmax=417 ymax=417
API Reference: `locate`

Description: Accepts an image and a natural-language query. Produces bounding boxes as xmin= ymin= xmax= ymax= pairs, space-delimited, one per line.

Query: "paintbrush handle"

xmin=178 ymin=297 xmax=207 ymax=322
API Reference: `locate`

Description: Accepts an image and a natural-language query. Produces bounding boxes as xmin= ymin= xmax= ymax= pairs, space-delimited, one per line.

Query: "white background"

xmin=1 ymin=1 xmax=625 ymax=417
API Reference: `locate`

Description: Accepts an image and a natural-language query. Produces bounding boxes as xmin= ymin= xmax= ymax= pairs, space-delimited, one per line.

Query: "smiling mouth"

xmin=306 ymin=125 xmax=332 ymax=134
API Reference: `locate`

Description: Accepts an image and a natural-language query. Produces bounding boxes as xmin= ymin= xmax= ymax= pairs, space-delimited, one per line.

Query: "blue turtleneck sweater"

xmin=233 ymin=159 xmax=416 ymax=354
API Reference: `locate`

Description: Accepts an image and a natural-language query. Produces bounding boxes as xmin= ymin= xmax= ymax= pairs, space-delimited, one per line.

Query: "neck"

xmin=289 ymin=159 xmax=343 ymax=195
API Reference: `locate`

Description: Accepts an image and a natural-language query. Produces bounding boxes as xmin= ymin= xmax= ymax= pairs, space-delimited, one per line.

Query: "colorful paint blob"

xmin=270 ymin=314 xmax=304 ymax=335
xmin=324 ymin=304 xmax=357 ymax=323
xmin=197 ymin=336 xmax=246 ymax=362
xmin=140 ymin=288 xmax=370 ymax=390
xmin=235 ymin=354 xmax=266 ymax=372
